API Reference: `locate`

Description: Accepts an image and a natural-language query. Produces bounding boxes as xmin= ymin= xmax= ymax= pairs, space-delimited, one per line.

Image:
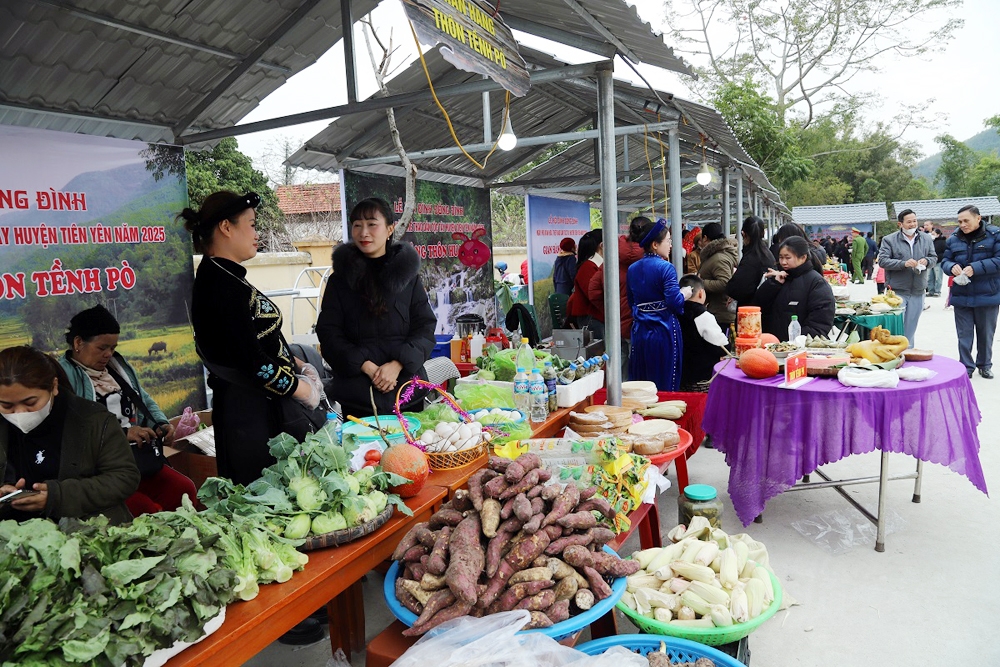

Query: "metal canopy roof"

xmin=792 ymin=202 xmax=890 ymax=227
xmin=891 ymin=196 xmax=1000 ymax=220
xmin=1 ymin=0 xmax=374 ymax=143
xmin=287 ymin=47 xmax=786 ymax=217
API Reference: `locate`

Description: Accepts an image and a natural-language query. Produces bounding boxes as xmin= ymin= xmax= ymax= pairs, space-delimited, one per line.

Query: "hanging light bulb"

xmin=697 ymin=161 xmax=712 ymax=185
xmin=497 ymin=112 xmax=517 ymax=151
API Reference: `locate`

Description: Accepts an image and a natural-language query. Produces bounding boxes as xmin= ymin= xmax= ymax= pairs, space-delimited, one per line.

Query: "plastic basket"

xmin=575 ymin=634 xmax=745 ymax=667
xmin=384 ymin=545 xmax=627 ymax=642
xmin=616 ymin=571 xmax=782 ymax=646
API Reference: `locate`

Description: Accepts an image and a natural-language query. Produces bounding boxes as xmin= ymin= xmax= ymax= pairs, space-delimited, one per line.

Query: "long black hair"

xmin=778 ymin=236 xmax=822 ymax=273
xmin=348 ymin=198 xmax=397 ymax=317
xmin=576 ymin=229 xmax=603 ymax=272
xmin=741 ymin=216 xmax=774 ymax=268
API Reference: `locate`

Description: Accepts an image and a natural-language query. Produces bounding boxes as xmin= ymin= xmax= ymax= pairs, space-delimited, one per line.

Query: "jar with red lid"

xmin=737 ymin=306 xmax=762 ymax=338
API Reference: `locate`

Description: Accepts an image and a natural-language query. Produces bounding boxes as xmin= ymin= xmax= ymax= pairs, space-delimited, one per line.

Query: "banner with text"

xmin=340 ymin=170 xmax=496 ymax=336
xmin=0 ymin=125 xmax=205 ymax=417
xmin=526 ymin=195 xmax=591 ymax=337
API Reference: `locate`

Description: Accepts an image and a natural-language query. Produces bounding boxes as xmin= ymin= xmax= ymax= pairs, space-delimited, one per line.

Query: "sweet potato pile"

xmin=391 ymin=455 xmax=640 ymax=636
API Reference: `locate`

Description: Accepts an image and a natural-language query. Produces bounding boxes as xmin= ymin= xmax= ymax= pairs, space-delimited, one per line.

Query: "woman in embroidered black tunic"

xmin=183 ymin=192 xmax=321 ymax=485
xmin=316 ymin=198 xmax=437 ymax=417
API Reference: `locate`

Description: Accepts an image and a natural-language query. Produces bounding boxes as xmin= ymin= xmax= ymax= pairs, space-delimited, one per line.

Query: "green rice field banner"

xmin=339 ymin=170 xmax=496 ymax=335
xmin=0 ymin=125 xmax=205 ymax=417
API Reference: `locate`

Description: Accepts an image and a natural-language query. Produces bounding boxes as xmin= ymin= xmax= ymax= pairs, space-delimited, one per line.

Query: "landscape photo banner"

xmin=0 ymin=125 xmax=205 ymax=417
xmin=340 ymin=170 xmax=496 ymax=336
xmin=806 ymin=222 xmax=874 ymax=239
xmin=525 ymin=195 xmax=591 ymax=337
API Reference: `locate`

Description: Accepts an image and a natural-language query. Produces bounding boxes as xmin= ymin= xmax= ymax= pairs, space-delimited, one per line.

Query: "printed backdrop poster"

xmin=526 ymin=195 xmax=591 ymax=337
xmin=339 ymin=170 xmax=496 ymax=335
xmin=806 ymin=222 xmax=874 ymax=240
xmin=0 ymin=126 xmax=205 ymax=417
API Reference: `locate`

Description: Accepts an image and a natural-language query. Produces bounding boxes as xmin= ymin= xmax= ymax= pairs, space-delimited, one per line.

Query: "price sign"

xmin=784 ymin=350 xmax=809 ymax=388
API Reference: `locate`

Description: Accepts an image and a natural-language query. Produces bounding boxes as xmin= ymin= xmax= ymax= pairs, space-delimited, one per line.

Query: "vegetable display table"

xmin=835 ymin=309 xmax=904 ymax=340
xmin=704 ymin=356 xmax=988 ymax=551
xmin=164 ymin=485 xmax=446 ymax=667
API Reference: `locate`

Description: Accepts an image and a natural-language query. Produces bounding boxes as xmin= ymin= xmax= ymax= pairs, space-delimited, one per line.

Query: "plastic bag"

xmin=455 ymin=382 xmax=514 ymax=411
xmin=391 ymin=611 xmax=648 ymax=667
xmin=837 ymin=367 xmax=899 ymax=388
xmin=173 ymin=407 xmax=201 ymax=440
xmin=791 ymin=507 xmax=905 ymax=555
xmin=490 ymin=418 xmax=532 ymax=445
xmin=896 ymin=366 xmax=937 ymax=382
xmin=407 ymin=404 xmax=461 ymax=436
xmin=953 ymin=272 xmax=971 ymax=286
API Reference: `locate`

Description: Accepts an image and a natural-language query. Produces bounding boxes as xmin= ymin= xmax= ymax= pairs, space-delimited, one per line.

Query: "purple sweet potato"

xmin=575 ymin=588 xmax=595 ymax=610
xmin=414 ymin=525 xmax=438 ymax=548
xmin=541 ymin=483 xmax=580 ymax=527
xmin=429 ymin=508 xmax=465 ymax=529
xmin=579 ymin=486 xmax=599 ymax=501
xmin=409 ymin=561 xmax=428 ymax=581
xmin=493 ymin=579 xmax=554 ymax=612
xmin=392 ymin=522 xmax=429 ymax=561
xmin=542 ymin=484 xmax=563 ymax=502
xmin=480 ymin=530 xmax=552 ymax=608
xmin=451 ymin=489 xmax=474 ymax=513
xmin=543 ymin=525 xmax=564 ymax=541
xmin=589 ymin=550 xmax=641 ymax=577
xmin=426 ymin=526 xmax=451 ymax=576
xmin=512 ymin=493 xmax=533 ymax=522
xmin=556 ymin=511 xmax=598 ymax=530
xmin=581 ymin=565 xmax=612 ymax=600
xmin=403 ymin=545 xmax=428 ymax=562
xmin=544 ymin=527 xmax=616 ymax=555
xmin=402 ymin=599 xmax=473 ymax=636
xmin=444 ymin=513 xmax=484 ymax=605
xmin=489 ymin=456 xmax=512 ymax=473
xmin=395 ymin=578 xmax=423 ymax=615
xmin=500 ymin=496 xmax=517 ymax=520
xmin=524 ymin=611 xmax=553 ymax=629
xmin=410 ymin=588 xmax=455 ymax=628
xmin=545 ymin=598 xmax=571 ymax=623
xmin=485 ymin=526 xmax=516 ymax=578
xmin=468 ymin=469 xmax=498 ymax=511
xmin=588 ymin=527 xmax=616 ymax=546
xmin=484 ymin=475 xmax=510 ymax=499
xmin=500 ymin=469 xmax=541 ymax=500
xmin=561 ymin=544 xmax=595 ymax=569
xmin=536 ymin=469 xmax=552 ymax=483
xmin=523 ymin=499 xmax=545 ymax=534
xmin=515 ymin=589 xmax=556 ymax=611
xmin=576 ymin=495 xmax=615 ymax=519
xmin=480 ymin=498 xmax=501 ymax=538
xmin=504 ymin=452 xmax=541 ymax=483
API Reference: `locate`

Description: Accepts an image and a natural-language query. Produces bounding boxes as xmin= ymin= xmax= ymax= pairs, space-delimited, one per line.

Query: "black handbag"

xmin=106 ymin=365 xmax=167 ymax=478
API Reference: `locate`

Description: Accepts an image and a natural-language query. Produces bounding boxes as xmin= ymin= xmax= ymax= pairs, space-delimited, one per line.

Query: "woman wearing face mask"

xmin=316 ymin=197 xmax=436 ymax=417
xmin=626 ymin=219 xmax=694 ymax=391
xmin=0 ymin=346 xmax=139 ymax=523
xmin=184 ymin=191 xmax=324 ymax=487
xmin=754 ymin=236 xmax=836 ymax=339
xmin=59 ymin=304 xmax=196 ymax=516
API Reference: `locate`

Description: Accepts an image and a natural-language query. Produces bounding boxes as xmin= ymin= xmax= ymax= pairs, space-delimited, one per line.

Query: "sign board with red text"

xmin=0 ymin=125 xmax=205 ymax=416
xmin=783 ymin=350 xmax=810 ymax=388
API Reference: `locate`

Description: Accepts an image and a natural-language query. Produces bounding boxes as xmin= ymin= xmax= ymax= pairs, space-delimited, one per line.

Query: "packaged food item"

xmin=677 ymin=484 xmax=724 ymax=529
xmin=737 ymin=306 xmax=762 ymax=338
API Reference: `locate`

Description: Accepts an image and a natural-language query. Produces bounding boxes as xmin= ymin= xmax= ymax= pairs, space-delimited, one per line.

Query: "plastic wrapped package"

xmin=390 ymin=611 xmax=649 ymax=667
xmin=455 ymin=382 xmax=515 ymax=411
xmin=405 ymin=404 xmax=461 ymax=437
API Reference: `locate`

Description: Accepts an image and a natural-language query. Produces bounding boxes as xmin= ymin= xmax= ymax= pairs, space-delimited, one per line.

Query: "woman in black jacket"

xmin=316 ymin=198 xmax=437 ymax=417
xmin=726 ymin=216 xmax=775 ymax=309
xmin=755 ymin=237 xmax=836 ymax=339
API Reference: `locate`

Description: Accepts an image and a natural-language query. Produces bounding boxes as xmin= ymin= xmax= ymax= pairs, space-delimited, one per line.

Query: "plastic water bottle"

xmin=787 ymin=315 xmax=801 ymax=343
xmin=529 ymin=368 xmax=548 ymax=423
xmin=558 ymin=363 xmax=578 ymax=385
xmin=513 ymin=367 xmax=530 ymax=414
xmin=600 ymin=353 xmax=610 ymax=370
xmin=516 ymin=337 xmax=534 ymax=375
xmin=326 ymin=411 xmax=343 ymax=444
xmin=470 ymin=332 xmax=485 ymax=360
xmin=542 ymin=361 xmax=558 ymax=412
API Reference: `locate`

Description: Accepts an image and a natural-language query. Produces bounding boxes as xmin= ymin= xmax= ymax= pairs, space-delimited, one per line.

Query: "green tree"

xmin=966 ymin=154 xmax=1000 ymax=197
xmin=184 ymin=137 xmax=283 ymax=236
xmin=934 ymin=134 xmax=979 ymax=197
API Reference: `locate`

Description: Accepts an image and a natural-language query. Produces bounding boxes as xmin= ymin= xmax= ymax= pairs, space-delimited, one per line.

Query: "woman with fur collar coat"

xmin=317 ymin=198 xmax=437 ymax=417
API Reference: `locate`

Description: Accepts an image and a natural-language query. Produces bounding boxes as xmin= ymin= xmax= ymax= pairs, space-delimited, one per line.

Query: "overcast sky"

xmin=235 ymin=0 xmax=1000 ymax=184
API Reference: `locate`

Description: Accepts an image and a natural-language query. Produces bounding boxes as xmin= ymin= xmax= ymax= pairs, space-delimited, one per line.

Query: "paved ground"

xmin=246 ymin=280 xmax=999 ymax=667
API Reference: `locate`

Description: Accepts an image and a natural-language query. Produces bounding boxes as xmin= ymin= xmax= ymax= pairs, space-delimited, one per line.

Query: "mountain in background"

xmin=911 ymin=127 xmax=1000 ymax=183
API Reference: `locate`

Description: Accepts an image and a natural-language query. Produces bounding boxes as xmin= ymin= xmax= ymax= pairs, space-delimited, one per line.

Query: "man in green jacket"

xmin=851 ymin=228 xmax=868 ymax=283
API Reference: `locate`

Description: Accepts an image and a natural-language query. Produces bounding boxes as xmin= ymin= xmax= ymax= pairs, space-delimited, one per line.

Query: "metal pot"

xmin=455 ymin=314 xmax=486 ymax=338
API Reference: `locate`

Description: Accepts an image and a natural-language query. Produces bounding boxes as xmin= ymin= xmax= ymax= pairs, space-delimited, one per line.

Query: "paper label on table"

xmin=784 ymin=350 xmax=809 ymax=387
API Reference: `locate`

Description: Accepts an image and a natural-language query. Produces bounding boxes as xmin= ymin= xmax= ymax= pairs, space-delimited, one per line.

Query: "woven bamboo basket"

xmin=300 ymin=504 xmax=394 ymax=551
xmin=394 ymin=379 xmax=494 ymax=471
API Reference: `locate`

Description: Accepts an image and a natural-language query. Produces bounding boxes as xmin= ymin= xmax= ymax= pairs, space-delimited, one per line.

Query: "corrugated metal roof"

xmin=792 ymin=202 xmax=889 ymax=227
xmin=0 ymin=0 xmax=375 ymax=142
xmin=287 ymin=47 xmax=787 ymax=213
xmin=891 ymin=196 xmax=1000 ymax=220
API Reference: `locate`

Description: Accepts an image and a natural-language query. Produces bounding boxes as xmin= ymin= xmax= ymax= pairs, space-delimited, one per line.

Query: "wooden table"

xmin=164 ymin=485 xmax=446 ymax=667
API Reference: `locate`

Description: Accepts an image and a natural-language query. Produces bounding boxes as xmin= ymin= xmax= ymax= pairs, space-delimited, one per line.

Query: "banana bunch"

xmin=639 ymin=400 xmax=687 ymax=420
xmin=845 ymin=325 xmax=908 ymax=363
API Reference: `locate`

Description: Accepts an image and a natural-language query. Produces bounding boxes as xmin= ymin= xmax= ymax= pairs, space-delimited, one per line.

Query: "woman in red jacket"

xmin=565 ymin=229 xmax=604 ymax=337
xmin=588 ymin=219 xmax=646 ymax=377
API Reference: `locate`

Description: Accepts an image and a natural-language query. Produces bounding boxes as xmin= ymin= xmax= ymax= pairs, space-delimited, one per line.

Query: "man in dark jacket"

xmin=940 ymin=205 xmax=1000 ymax=378
xmin=927 ymin=227 xmax=946 ymax=297
xmin=697 ymin=222 xmax=739 ymax=329
xmin=878 ymin=209 xmax=937 ymax=347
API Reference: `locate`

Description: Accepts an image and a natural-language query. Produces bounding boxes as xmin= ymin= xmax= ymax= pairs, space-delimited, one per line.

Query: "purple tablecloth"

xmin=703 ymin=356 xmax=989 ymax=525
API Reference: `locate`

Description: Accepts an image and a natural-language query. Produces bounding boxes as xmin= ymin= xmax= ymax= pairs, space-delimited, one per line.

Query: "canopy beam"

xmin=597 ymin=63 xmax=622 ymax=406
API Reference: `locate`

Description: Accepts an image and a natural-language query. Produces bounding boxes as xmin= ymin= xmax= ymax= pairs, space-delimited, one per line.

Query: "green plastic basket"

xmin=616 ymin=570 xmax=783 ymax=646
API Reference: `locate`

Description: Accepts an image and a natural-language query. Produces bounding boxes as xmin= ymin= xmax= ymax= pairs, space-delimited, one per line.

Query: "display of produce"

xmin=737 ymin=349 xmax=779 ymax=379
xmin=475 ymin=345 xmax=567 ymax=382
xmin=198 ymin=422 xmax=413 ymax=541
xmin=389 ymin=454 xmax=636 ymax=636
xmin=638 ymin=401 xmax=688 ymax=420
xmin=845 ymin=325 xmax=908 ymax=364
xmin=617 ymin=518 xmax=781 ymax=645
xmin=380 ymin=443 xmax=431 ymax=497
xmin=417 ymin=420 xmax=492 ymax=453
xmin=0 ymin=496 xmax=305 ymax=666
xmin=804 ymin=335 xmax=849 ymax=349
xmin=871 ymin=289 xmax=903 ymax=308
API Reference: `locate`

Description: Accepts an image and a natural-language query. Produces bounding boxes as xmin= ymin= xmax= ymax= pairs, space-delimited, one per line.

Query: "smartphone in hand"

xmin=0 ymin=489 xmax=41 ymax=504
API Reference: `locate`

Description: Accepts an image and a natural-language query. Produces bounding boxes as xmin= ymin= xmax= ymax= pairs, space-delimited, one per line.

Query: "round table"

xmin=703 ymin=356 xmax=988 ymax=544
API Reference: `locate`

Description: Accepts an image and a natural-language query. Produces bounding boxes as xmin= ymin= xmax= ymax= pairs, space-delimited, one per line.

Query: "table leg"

xmin=912 ymin=459 xmax=924 ymax=503
xmin=589 ymin=610 xmax=618 ymax=639
xmin=637 ymin=501 xmax=662 ymax=549
xmin=674 ymin=456 xmax=689 ymax=494
xmin=328 ymin=580 xmax=366 ymax=656
xmin=875 ymin=451 xmax=890 ymax=553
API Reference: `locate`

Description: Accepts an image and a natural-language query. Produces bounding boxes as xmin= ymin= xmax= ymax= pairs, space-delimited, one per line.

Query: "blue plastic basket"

xmin=575 ymin=634 xmax=745 ymax=667
xmin=383 ymin=545 xmax=627 ymax=642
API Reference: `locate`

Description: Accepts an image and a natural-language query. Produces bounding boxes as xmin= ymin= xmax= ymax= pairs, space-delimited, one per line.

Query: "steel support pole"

xmin=341 ymin=0 xmax=358 ymax=103
xmin=735 ymin=175 xmax=744 ymax=233
xmin=482 ymin=89 xmax=492 ymax=144
xmin=597 ymin=64 xmax=622 ymax=406
xmin=876 ymin=451 xmax=890 ymax=552
xmin=668 ymin=128 xmax=683 ymax=272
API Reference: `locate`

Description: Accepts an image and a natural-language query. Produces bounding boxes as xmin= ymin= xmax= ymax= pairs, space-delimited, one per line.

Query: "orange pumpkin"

xmin=739 ymin=348 xmax=780 ymax=379
xmin=380 ymin=443 xmax=429 ymax=498
xmin=759 ymin=333 xmax=780 ymax=346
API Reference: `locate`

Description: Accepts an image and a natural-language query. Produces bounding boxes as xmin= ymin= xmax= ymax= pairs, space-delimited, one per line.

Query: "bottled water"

xmin=516 ymin=338 xmax=534 ymax=375
xmin=513 ymin=367 xmax=530 ymax=414
xmin=787 ymin=315 xmax=801 ymax=343
xmin=529 ymin=368 xmax=548 ymax=423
